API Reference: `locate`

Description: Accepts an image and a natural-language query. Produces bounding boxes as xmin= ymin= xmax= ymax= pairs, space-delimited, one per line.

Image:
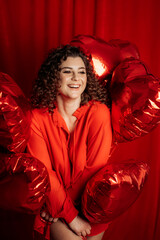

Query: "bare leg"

xmin=87 ymin=232 xmax=105 ymax=240
xmin=50 ymin=220 xmax=82 ymax=240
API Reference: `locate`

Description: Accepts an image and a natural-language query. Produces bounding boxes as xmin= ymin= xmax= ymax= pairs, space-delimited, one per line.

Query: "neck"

xmin=56 ymin=95 xmax=81 ymax=117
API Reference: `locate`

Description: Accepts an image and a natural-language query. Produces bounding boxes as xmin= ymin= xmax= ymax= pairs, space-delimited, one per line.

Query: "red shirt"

xmin=27 ymin=101 xmax=112 ymax=237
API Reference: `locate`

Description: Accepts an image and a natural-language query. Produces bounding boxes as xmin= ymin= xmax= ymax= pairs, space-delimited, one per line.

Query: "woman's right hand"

xmin=41 ymin=211 xmax=58 ymax=223
xmin=68 ymin=215 xmax=91 ymax=237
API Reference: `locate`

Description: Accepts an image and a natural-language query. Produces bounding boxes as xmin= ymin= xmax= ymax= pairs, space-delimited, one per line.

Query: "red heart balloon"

xmin=0 ymin=152 xmax=50 ymax=213
xmin=82 ymin=161 xmax=149 ymax=223
xmin=110 ymin=59 xmax=160 ymax=142
xmin=0 ymin=72 xmax=31 ymax=152
xmin=70 ymin=35 xmax=140 ymax=82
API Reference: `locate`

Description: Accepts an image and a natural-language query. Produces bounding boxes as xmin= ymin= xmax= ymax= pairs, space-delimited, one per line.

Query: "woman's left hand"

xmin=68 ymin=215 xmax=91 ymax=237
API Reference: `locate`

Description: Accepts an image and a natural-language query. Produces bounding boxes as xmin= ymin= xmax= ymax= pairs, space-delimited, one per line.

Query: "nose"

xmin=71 ymin=72 xmax=78 ymax=81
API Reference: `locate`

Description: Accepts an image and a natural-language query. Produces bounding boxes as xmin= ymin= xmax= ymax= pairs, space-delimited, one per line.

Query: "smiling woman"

xmin=27 ymin=45 xmax=112 ymax=240
xmin=57 ymin=56 xmax=87 ymax=133
xmin=58 ymin=56 xmax=87 ymax=101
xmin=31 ymin=45 xmax=109 ymax=113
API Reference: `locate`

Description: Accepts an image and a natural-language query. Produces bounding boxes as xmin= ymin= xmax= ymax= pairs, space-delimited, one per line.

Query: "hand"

xmin=41 ymin=211 xmax=58 ymax=223
xmin=68 ymin=216 xmax=91 ymax=237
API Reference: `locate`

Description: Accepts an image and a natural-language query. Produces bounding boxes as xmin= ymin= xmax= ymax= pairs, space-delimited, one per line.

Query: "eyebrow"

xmin=60 ymin=67 xmax=86 ymax=70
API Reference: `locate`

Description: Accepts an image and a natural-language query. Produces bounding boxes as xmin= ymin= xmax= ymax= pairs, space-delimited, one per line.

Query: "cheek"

xmin=61 ymin=76 xmax=71 ymax=84
xmin=85 ymin=78 xmax=87 ymax=88
xmin=58 ymin=77 xmax=65 ymax=86
xmin=83 ymin=76 xmax=87 ymax=85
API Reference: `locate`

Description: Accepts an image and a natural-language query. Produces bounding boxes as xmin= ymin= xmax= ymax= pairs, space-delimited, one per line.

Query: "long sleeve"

xmin=67 ymin=103 xmax=112 ymax=201
xmin=27 ymin=114 xmax=78 ymax=223
xmin=86 ymin=103 xmax=112 ymax=169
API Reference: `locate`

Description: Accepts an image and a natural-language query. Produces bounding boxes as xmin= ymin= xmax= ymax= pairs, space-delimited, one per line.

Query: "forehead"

xmin=60 ymin=56 xmax=86 ymax=68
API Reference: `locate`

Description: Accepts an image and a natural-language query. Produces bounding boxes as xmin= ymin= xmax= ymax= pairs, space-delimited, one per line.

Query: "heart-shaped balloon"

xmin=0 ymin=152 xmax=50 ymax=213
xmin=70 ymin=35 xmax=140 ymax=82
xmin=110 ymin=59 xmax=160 ymax=143
xmin=0 ymin=72 xmax=31 ymax=152
xmin=81 ymin=161 xmax=149 ymax=223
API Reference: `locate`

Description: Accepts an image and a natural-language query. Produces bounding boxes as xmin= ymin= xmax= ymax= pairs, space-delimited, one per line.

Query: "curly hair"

xmin=31 ymin=45 xmax=110 ymax=112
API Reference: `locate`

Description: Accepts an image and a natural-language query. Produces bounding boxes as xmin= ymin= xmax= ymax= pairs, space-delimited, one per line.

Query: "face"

xmin=58 ymin=56 xmax=87 ymax=101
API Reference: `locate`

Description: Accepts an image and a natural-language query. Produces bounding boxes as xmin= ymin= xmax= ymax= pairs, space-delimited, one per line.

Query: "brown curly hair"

xmin=31 ymin=45 xmax=110 ymax=112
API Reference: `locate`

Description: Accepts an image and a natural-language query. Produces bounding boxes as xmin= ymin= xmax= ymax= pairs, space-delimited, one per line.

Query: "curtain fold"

xmin=0 ymin=0 xmax=159 ymax=239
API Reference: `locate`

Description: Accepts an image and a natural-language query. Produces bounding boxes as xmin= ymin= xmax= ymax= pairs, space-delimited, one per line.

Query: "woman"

xmin=27 ymin=45 xmax=112 ymax=240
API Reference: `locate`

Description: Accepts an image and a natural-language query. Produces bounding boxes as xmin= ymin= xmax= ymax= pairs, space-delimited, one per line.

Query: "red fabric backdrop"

xmin=0 ymin=0 xmax=160 ymax=239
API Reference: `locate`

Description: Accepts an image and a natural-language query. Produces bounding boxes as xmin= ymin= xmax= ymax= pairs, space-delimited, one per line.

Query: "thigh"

xmin=87 ymin=232 xmax=105 ymax=240
xmin=50 ymin=219 xmax=82 ymax=240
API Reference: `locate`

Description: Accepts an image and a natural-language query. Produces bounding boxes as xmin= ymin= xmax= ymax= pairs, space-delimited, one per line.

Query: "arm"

xmin=74 ymin=103 xmax=112 ymax=196
xmin=27 ymin=113 xmax=78 ymax=223
xmin=87 ymin=103 xmax=112 ymax=169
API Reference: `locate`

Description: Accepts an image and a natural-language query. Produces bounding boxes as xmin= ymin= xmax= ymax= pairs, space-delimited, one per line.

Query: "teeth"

xmin=68 ymin=85 xmax=80 ymax=88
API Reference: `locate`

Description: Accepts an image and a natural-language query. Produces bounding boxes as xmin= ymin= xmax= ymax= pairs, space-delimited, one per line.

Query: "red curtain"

xmin=0 ymin=0 xmax=160 ymax=239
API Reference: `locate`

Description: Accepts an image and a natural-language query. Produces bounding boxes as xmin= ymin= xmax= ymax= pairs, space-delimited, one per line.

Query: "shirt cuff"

xmin=59 ymin=196 xmax=78 ymax=223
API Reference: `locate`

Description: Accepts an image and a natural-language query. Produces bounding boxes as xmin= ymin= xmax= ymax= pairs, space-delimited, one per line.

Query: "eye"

xmin=62 ymin=70 xmax=72 ymax=74
xmin=79 ymin=71 xmax=86 ymax=74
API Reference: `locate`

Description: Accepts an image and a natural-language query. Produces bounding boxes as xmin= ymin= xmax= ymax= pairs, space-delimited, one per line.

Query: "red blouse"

xmin=27 ymin=101 xmax=112 ymax=237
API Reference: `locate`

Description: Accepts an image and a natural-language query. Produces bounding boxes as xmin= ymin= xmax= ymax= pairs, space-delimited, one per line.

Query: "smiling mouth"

xmin=68 ymin=84 xmax=81 ymax=89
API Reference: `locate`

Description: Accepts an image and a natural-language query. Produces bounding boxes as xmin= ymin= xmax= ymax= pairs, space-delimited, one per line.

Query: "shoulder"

xmin=89 ymin=101 xmax=110 ymax=117
xmin=88 ymin=101 xmax=111 ymax=124
xmin=30 ymin=108 xmax=51 ymax=128
xmin=31 ymin=108 xmax=50 ymax=120
xmin=31 ymin=107 xmax=49 ymax=115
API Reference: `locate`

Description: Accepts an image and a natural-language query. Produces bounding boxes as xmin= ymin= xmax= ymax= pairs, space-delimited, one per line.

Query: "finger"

xmin=77 ymin=232 xmax=82 ymax=236
xmin=45 ymin=214 xmax=49 ymax=220
xmin=49 ymin=217 xmax=53 ymax=222
xmin=41 ymin=211 xmax=46 ymax=218
xmin=86 ymin=228 xmax=91 ymax=235
xmin=87 ymin=224 xmax=91 ymax=230
xmin=53 ymin=218 xmax=59 ymax=223
xmin=81 ymin=231 xmax=87 ymax=237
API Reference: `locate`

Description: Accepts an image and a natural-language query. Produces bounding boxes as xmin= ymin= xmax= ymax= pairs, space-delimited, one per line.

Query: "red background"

xmin=0 ymin=0 xmax=160 ymax=239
